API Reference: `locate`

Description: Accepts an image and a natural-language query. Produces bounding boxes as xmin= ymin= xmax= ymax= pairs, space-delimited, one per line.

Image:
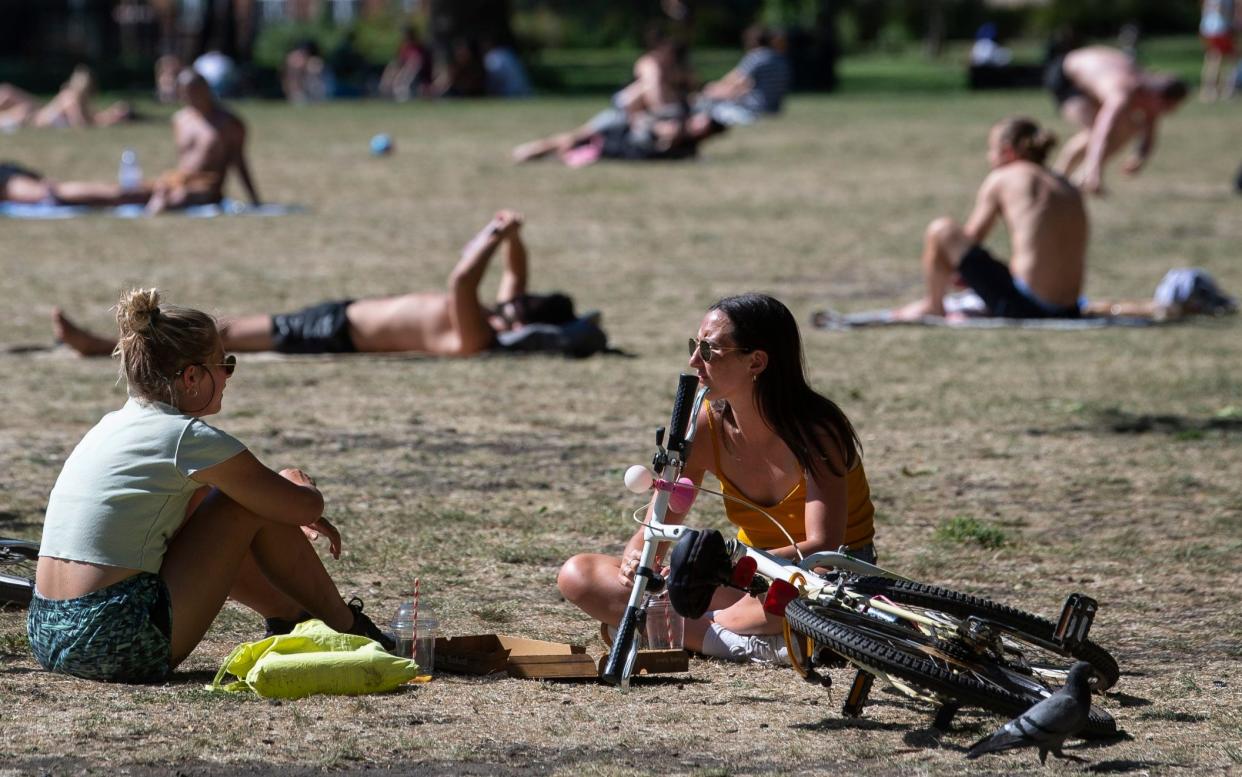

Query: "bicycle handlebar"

xmin=665 ymin=373 xmax=700 ymax=456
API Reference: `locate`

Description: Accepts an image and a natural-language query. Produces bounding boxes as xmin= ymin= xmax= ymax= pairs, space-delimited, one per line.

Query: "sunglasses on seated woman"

xmin=176 ymin=354 xmax=237 ymax=378
xmin=688 ymin=337 xmax=749 ymax=363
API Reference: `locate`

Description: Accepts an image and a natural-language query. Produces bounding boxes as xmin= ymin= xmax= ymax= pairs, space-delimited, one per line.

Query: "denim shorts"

xmin=27 ymin=572 xmax=173 ymax=683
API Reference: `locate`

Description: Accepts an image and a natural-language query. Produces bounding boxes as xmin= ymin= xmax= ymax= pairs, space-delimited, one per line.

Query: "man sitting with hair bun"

xmin=890 ymin=116 xmax=1088 ymax=321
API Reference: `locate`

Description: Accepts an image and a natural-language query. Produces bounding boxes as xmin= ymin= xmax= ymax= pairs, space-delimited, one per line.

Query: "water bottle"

xmin=118 ymin=148 xmax=143 ymax=192
xmin=391 ymin=601 xmax=438 ymax=675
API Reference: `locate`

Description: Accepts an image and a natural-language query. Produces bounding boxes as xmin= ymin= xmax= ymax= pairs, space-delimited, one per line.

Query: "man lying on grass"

xmin=890 ymin=116 xmax=1089 ymax=322
xmin=54 ymin=210 xmax=591 ymax=358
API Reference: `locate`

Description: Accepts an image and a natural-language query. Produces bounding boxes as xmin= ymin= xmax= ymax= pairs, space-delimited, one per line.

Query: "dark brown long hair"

xmin=710 ymin=293 xmax=860 ymax=477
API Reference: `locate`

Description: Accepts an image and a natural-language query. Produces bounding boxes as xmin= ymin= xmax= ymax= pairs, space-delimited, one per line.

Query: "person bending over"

xmin=558 ymin=293 xmax=876 ymax=664
xmin=29 ymin=289 xmax=392 ymax=684
xmin=891 ymin=117 xmax=1087 ymax=321
xmin=54 ymin=211 xmax=578 ymax=358
xmin=1045 ymin=45 xmax=1187 ymax=195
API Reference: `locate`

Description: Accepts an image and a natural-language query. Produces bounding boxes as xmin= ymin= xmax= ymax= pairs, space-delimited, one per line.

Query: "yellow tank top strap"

xmin=703 ymin=398 xmax=725 ymax=474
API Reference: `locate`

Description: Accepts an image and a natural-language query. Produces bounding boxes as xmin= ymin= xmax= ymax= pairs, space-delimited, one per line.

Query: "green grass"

xmin=933 ymin=516 xmax=1009 ymax=549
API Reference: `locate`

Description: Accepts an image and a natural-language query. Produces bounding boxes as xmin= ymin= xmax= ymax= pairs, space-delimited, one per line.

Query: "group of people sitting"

xmin=513 ymin=24 xmax=790 ymax=165
xmin=284 ymin=26 xmax=531 ymax=104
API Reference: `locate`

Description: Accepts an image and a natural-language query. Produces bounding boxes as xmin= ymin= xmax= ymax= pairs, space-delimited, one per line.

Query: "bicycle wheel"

xmin=0 ymin=539 xmax=39 ymax=608
xmin=785 ymin=598 xmax=1117 ymax=736
xmin=846 ymin=577 xmax=1119 ymax=691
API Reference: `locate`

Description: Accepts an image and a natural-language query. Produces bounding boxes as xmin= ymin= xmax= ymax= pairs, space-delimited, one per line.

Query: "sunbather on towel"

xmin=55 ymin=210 xmax=586 ymax=358
xmin=0 ymin=66 xmax=133 ymax=131
xmin=891 ymin=116 xmax=1088 ymax=322
xmin=0 ymin=162 xmax=151 ymax=207
xmin=144 ymin=68 xmax=259 ymax=214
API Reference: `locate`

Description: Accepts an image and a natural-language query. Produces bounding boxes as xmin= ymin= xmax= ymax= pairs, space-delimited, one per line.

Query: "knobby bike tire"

xmin=0 ymin=539 xmax=39 ymax=608
xmin=784 ymin=598 xmax=1117 ymax=737
xmin=846 ymin=577 xmax=1119 ymax=690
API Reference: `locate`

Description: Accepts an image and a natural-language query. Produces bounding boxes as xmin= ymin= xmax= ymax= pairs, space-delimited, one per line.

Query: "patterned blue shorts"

xmin=27 ymin=572 xmax=172 ymax=683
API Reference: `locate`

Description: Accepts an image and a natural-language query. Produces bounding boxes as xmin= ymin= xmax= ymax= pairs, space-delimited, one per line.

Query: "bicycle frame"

xmin=600 ymin=374 xmax=704 ymax=687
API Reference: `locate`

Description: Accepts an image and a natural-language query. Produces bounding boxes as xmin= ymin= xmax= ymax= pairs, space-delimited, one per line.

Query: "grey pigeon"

xmin=966 ymin=661 xmax=1095 ymax=764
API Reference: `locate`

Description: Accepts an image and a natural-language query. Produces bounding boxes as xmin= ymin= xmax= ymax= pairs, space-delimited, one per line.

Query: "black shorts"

xmin=1044 ymin=54 xmax=1085 ymax=109
xmin=957 ymin=246 xmax=1080 ymax=319
xmin=0 ymin=161 xmax=43 ymax=194
xmin=270 ymin=299 xmax=356 ymax=354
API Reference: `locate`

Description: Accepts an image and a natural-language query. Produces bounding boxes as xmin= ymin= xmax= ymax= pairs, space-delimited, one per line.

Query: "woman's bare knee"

xmin=556 ymin=555 xmax=592 ymax=602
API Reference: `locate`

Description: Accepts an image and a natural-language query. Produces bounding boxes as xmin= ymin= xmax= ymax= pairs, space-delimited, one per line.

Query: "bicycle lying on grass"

xmin=601 ymin=373 xmax=1118 ymax=735
xmin=1 ymin=537 xmax=38 ymax=608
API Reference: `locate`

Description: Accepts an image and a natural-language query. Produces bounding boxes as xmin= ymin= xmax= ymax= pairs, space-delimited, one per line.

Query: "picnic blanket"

xmin=810 ymin=307 xmax=1159 ymax=331
xmin=0 ymin=198 xmax=305 ymax=220
xmin=813 ymin=269 xmax=1237 ymax=331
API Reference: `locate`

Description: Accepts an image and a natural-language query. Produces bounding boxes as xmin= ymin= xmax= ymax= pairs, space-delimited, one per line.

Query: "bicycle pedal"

xmin=841 ymin=670 xmax=874 ymax=717
xmin=1054 ymin=593 xmax=1098 ymax=649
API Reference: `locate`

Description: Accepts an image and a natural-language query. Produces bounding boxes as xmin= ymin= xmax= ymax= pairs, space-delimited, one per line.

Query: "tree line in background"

xmin=0 ymin=0 xmax=1199 ymax=93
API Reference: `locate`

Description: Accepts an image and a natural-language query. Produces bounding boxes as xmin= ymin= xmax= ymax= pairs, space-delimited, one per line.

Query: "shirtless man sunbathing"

xmin=1046 ymin=45 xmax=1187 ymax=195
xmin=145 ymin=68 xmax=260 ymax=214
xmin=1 ymin=69 xmax=258 ymax=214
xmin=54 ymin=211 xmax=580 ymax=358
xmin=0 ymin=66 xmax=132 ymax=130
xmin=891 ymin=116 xmax=1088 ymax=321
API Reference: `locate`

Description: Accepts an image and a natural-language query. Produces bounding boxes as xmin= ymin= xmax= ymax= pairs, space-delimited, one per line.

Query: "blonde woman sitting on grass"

xmin=28 ymin=289 xmax=392 ymax=683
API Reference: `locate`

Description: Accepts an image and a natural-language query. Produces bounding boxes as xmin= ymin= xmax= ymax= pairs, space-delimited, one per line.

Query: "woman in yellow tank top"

xmin=559 ymin=294 xmax=876 ymax=664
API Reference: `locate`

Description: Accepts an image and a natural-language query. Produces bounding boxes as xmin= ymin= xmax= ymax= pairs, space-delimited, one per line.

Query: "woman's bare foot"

xmin=52 ymin=308 xmax=116 ymax=356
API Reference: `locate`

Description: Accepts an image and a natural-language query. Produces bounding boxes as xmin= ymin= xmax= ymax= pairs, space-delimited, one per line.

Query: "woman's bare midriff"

xmin=35 ymin=556 xmax=143 ymax=600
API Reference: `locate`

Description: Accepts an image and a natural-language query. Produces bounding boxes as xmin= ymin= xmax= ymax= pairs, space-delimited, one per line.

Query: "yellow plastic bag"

xmin=208 ymin=619 xmax=420 ymax=699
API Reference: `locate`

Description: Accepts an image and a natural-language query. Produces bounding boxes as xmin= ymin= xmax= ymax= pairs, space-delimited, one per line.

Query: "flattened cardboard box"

xmin=435 ymin=634 xmax=688 ymax=679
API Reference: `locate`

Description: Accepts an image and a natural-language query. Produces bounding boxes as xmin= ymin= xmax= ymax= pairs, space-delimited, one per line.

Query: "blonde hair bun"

xmin=116 ymin=288 xmax=162 ymax=336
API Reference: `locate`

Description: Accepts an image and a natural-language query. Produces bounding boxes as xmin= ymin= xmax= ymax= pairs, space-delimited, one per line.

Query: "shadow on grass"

xmin=1106 ymin=690 xmax=1153 ymax=708
xmin=1030 ymin=408 xmax=1242 ymax=438
xmin=1087 ymin=759 xmax=1181 ymax=774
xmin=791 ymin=716 xmax=907 ymax=732
xmin=0 ymin=510 xmax=41 ymax=534
xmin=1097 ymin=409 xmax=1242 ymax=436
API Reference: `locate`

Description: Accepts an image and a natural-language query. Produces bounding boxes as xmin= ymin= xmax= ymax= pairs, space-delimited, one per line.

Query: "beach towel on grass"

xmin=813 ymin=269 xmax=1237 ymax=331
xmin=0 ymin=198 xmax=305 ymax=220
xmin=810 ymin=308 xmax=1159 ymax=331
xmin=209 ymin=619 xmax=419 ymax=700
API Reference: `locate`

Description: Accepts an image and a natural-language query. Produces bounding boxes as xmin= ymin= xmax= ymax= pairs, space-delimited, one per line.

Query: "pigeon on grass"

xmin=966 ymin=661 xmax=1095 ymax=764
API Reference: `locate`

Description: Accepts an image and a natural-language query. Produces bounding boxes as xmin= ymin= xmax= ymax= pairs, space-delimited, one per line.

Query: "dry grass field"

xmin=1 ymin=90 xmax=1240 ymax=775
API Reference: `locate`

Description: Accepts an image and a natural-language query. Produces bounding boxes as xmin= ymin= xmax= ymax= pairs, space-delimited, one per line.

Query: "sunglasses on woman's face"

xmin=176 ymin=353 xmax=237 ymax=378
xmin=688 ymin=337 xmax=747 ymax=363
xmin=216 ymin=353 xmax=237 ymax=377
